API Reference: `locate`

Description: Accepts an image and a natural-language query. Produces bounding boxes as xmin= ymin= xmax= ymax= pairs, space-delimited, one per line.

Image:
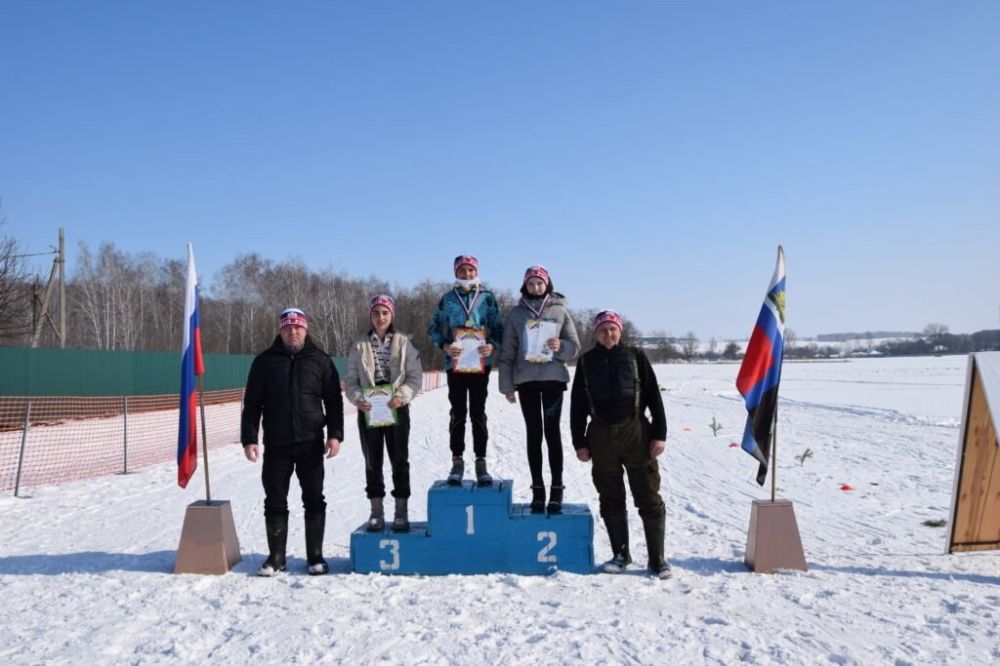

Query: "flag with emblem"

xmin=736 ymin=246 xmax=786 ymax=486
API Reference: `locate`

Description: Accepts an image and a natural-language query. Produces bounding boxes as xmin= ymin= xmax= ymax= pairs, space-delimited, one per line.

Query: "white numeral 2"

xmin=379 ymin=539 xmax=400 ymax=571
xmin=537 ymin=531 xmax=557 ymax=563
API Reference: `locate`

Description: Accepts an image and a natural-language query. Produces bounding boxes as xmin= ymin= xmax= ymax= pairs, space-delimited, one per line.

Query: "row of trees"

xmin=0 ymin=234 xmax=640 ymax=369
xmin=3 ymin=222 xmax=995 ymax=364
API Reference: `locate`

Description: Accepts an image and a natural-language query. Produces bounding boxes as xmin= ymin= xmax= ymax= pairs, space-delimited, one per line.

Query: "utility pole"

xmin=29 ymin=229 xmax=65 ymax=349
xmin=59 ymin=228 xmax=65 ymax=347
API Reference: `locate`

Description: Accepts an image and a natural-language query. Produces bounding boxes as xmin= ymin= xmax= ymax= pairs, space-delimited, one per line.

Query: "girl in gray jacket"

xmin=345 ymin=295 xmax=423 ymax=532
xmin=498 ymin=266 xmax=580 ymax=513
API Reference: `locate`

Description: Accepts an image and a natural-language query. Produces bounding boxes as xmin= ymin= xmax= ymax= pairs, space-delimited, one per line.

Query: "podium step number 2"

xmin=351 ymin=480 xmax=594 ymax=575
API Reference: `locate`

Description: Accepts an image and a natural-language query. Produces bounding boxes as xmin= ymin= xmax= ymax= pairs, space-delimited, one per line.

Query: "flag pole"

xmin=770 ymin=401 xmax=777 ymax=502
xmin=197 ymin=375 xmax=211 ymax=503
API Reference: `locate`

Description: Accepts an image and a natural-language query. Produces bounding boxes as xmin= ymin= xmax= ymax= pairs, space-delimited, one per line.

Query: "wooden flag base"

xmin=174 ymin=500 xmax=242 ymax=575
xmin=745 ymin=499 xmax=807 ymax=573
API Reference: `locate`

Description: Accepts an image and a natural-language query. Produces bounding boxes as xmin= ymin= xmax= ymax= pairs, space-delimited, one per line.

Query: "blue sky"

xmin=2 ymin=1 xmax=998 ymax=339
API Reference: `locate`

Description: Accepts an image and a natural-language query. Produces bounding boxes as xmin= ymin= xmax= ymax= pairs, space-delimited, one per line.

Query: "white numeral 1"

xmin=466 ymin=505 xmax=475 ymax=535
xmin=379 ymin=539 xmax=400 ymax=571
xmin=537 ymin=531 xmax=557 ymax=563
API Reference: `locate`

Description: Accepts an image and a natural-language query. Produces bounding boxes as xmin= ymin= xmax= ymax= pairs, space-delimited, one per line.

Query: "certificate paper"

xmin=524 ymin=319 xmax=560 ymax=363
xmin=453 ymin=327 xmax=487 ymax=373
xmin=363 ymin=385 xmax=397 ymax=427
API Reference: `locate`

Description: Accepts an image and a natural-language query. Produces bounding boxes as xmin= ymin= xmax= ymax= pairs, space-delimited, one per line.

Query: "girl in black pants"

xmin=345 ymin=295 xmax=424 ymax=532
xmin=498 ymin=266 xmax=580 ymax=513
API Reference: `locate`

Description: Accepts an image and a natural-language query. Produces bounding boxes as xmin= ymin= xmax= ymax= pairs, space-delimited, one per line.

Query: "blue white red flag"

xmin=736 ymin=246 xmax=786 ymax=486
xmin=177 ymin=243 xmax=205 ymax=488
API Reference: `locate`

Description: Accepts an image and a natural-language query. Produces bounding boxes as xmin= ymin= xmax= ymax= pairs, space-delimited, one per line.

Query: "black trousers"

xmin=447 ymin=370 xmax=490 ymax=458
xmin=357 ymin=404 xmax=411 ymax=499
xmin=262 ymin=439 xmax=326 ymax=519
xmin=586 ymin=414 xmax=665 ymax=522
xmin=517 ymin=380 xmax=566 ymax=486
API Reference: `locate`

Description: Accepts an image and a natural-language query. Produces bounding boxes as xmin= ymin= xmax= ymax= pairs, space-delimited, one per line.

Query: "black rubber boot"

xmin=530 ymin=484 xmax=546 ymax=514
xmin=305 ymin=513 xmax=329 ymax=575
xmin=367 ymin=498 xmax=385 ymax=532
xmin=547 ymin=485 xmax=564 ymax=515
xmin=392 ymin=497 xmax=410 ymax=533
xmin=601 ymin=516 xmax=631 ymax=573
xmin=643 ymin=513 xmax=671 ymax=579
xmin=258 ymin=514 xmax=288 ymax=577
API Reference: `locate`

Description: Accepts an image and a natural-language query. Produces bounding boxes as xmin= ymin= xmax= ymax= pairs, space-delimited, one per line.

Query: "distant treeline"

xmin=816 ymin=331 xmax=918 ymax=342
xmin=1 ymin=241 xmax=640 ymax=369
xmin=3 ymin=237 xmax=996 ymax=366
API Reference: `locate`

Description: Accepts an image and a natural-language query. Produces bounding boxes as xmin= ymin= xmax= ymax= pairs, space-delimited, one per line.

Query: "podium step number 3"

xmin=351 ymin=480 xmax=594 ymax=575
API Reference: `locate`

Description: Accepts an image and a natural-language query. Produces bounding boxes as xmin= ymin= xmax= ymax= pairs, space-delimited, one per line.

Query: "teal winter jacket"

xmin=427 ymin=285 xmax=504 ymax=371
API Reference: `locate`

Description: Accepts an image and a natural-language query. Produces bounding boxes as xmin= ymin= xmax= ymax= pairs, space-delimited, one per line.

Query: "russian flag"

xmin=736 ymin=246 xmax=786 ymax=486
xmin=177 ymin=243 xmax=205 ymax=488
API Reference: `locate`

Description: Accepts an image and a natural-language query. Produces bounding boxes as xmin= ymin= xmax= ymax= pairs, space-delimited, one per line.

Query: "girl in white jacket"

xmin=345 ymin=295 xmax=423 ymax=532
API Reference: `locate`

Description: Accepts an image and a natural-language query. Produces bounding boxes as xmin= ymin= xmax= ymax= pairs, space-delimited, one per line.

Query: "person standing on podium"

xmin=427 ymin=255 xmax=504 ymax=486
xmin=498 ymin=265 xmax=579 ymax=514
xmin=345 ymin=295 xmax=424 ymax=533
xmin=570 ymin=309 xmax=671 ymax=580
xmin=241 ymin=307 xmax=344 ymax=577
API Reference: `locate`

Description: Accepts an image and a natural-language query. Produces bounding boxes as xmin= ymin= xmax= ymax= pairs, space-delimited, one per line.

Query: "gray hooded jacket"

xmin=498 ymin=293 xmax=579 ymax=394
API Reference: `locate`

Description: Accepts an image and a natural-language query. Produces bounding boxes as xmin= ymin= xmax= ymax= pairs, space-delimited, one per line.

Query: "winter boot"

xmin=475 ymin=457 xmax=492 ymax=486
xmin=530 ymin=484 xmax=546 ymax=514
xmin=547 ymin=485 xmax=564 ymax=515
xmin=258 ymin=514 xmax=288 ymax=577
xmin=367 ymin=497 xmax=385 ymax=532
xmin=392 ymin=497 xmax=410 ymax=533
xmin=600 ymin=516 xmax=632 ymax=574
xmin=643 ymin=513 xmax=671 ymax=580
xmin=447 ymin=457 xmax=464 ymax=485
xmin=305 ymin=513 xmax=329 ymax=576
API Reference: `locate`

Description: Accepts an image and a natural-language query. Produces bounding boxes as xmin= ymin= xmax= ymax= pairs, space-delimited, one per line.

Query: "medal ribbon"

xmin=521 ymin=294 xmax=550 ymax=319
xmin=453 ymin=285 xmax=482 ymax=325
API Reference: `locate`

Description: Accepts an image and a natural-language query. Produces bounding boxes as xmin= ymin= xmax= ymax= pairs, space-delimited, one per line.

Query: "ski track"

xmin=1 ymin=355 xmax=998 ymax=664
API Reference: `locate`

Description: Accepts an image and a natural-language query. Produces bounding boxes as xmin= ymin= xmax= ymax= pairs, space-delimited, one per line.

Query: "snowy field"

xmin=1 ymin=355 xmax=998 ymax=664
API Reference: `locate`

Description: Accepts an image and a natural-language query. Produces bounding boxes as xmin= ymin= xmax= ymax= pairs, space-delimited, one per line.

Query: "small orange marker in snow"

xmin=840 ymin=484 xmax=854 ymax=491
xmin=729 ymin=443 xmax=739 ymax=448
xmin=683 ymin=427 xmax=692 ymax=432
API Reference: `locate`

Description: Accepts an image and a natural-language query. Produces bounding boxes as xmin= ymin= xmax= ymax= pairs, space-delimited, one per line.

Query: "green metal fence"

xmin=0 ymin=347 xmax=348 ymax=396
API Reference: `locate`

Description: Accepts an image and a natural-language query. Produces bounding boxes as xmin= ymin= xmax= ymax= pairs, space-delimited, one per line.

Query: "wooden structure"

xmin=947 ymin=352 xmax=1000 ymax=553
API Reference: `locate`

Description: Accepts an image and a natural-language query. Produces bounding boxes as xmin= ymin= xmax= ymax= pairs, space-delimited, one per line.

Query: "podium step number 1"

xmin=351 ymin=480 xmax=594 ymax=575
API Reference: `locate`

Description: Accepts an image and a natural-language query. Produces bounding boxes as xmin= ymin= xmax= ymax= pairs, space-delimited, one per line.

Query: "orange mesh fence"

xmin=0 ymin=372 xmax=445 ymax=495
xmin=422 ymin=371 xmax=444 ymax=393
xmin=0 ymin=390 xmax=243 ymax=494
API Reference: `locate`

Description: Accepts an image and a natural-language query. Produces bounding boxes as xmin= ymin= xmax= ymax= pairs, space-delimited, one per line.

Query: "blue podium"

xmin=350 ymin=480 xmax=594 ymax=575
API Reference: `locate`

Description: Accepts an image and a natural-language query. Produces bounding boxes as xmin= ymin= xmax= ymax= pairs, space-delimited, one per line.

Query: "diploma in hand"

xmin=453 ymin=327 xmax=487 ymax=373
xmin=363 ymin=385 xmax=397 ymax=427
xmin=524 ymin=319 xmax=559 ymax=363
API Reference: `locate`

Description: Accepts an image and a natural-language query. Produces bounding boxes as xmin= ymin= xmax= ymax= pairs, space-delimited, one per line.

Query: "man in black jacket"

xmin=570 ymin=310 xmax=671 ymax=579
xmin=241 ymin=307 xmax=344 ymax=576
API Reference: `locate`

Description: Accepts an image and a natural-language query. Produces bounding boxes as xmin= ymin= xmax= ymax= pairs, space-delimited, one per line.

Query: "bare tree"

xmin=923 ymin=322 xmax=949 ymax=348
xmin=706 ymin=336 xmax=719 ymax=361
xmin=681 ymin=331 xmax=698 ymax=360
xmin=0 ymin=208 xmax=32 ymax=343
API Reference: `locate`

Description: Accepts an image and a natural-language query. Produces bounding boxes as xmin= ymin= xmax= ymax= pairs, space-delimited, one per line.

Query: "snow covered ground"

xmin=1 ymin=355 xmax=997 ymax=664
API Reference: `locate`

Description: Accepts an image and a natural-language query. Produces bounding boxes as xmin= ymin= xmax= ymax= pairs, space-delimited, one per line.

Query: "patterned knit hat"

xmin=453 ymin=254 xmax=479 ymax=274
xmin=523 ymin=265 xmax=550 ymax=285
xmin=369 ymin=294 xmax=395 ymax=318
xmin=279 ymin=307 xmax=308 ymax=329
xmin=593 ymin=310 xmax=623 ymax=332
